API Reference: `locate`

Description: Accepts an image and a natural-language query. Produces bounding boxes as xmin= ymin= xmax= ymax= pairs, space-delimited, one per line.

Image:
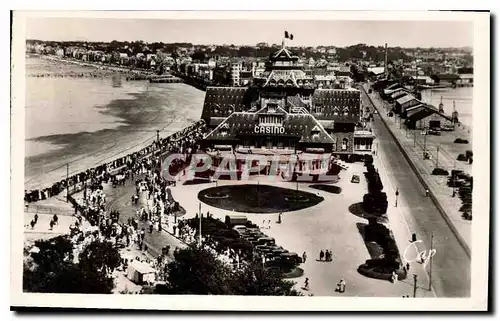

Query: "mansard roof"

xmin=201 ymin=87 xmax=256 ymax=120
xmin=263 ymin=69 xmax=313 ymax=87
xmin=204 ymin=112 xmax=335 ymax=144
xmin=312 ymin=89 xmax=361 ymax=122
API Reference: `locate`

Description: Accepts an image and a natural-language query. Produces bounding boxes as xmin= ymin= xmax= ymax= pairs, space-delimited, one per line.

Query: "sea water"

xmin=420 ymin=86 xmax=473 ymax=129
xmin=24 ymin=58 xmax=205 ymax=190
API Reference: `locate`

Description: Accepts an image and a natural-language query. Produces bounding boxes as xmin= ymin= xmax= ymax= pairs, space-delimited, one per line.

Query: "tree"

xmin=156 ymin=246 xmax=302 ymax=296
xmin=233 ymin=262 xmax=301 ymax=296
xmin=191 ymin=51 xmax=207 ymax=62
xmin=79 ymin=240 xmax=121 ymax=275
xmin=159 ymin=247 xmax=234 ymax=295
xmin=23 ymin=236 xmax=118 ymax=294
xmin=29 ymin=235 xmax=74 ymax=271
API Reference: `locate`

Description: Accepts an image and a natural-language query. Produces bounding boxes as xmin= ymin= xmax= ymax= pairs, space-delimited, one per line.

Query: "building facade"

xmin=200 ymin=43 xmax=364 ymax=162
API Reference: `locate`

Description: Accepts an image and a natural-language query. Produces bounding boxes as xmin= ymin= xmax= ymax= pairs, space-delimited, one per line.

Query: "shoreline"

xmin=25 ymin=57 xmax=204 ymax=189
xmin=27 ymin=54 xmax=154 ymax=78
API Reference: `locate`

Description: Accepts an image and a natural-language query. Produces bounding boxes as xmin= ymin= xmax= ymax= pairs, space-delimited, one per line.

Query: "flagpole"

xmin=198 ymin=202 xmax=202 ymax=247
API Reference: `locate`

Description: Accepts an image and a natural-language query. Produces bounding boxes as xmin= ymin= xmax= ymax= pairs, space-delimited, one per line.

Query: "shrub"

xmin=465 ymin=150 xmax=473 ymax=159
xmin=358 ymin=261 xmax=407 ymax=281
xmin=457 ymin=154 xmax=468 ymax=161
xmin=454 ymin=138 xmax=469 ymax=144
xmin=364 ymin=155 xmax=374 ymax=166
xmin=362 ymin=192 xmax=388 ymax=215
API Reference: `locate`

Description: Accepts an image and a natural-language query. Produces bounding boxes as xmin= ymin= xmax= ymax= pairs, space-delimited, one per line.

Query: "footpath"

xmin=360 ymin=84 xmax=471 ymax=256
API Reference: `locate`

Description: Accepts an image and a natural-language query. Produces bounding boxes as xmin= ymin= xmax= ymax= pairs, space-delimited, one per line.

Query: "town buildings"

xmin=199 ymin=41 xmax=374 ymax=171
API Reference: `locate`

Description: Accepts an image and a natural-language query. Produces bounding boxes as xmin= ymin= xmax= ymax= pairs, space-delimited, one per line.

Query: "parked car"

xmin=351 ymin=175 xmax=360 ymax=184
xmin=432 ymin=167 xmax=449 ymax=176
xmin=256 ymin=237 xmax=276 ymax=246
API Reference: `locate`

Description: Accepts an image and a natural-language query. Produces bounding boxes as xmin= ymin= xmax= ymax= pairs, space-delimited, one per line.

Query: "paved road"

xmin=104 ymin=179 xmax=186 ymax=258
xmin=361 ymin=88 xmax=471 ymax=297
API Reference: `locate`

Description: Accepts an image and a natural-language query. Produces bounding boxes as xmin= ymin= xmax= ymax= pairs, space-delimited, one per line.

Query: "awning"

xmin=406 ymin=106 xmax=425 ymax=118
xmin=405 ymin=104 xmax=425 ymax=113
xmin=407 ymin=109 xmax=435 ymax=122
xmin=396 ymin=94 xmax=416 ymax=105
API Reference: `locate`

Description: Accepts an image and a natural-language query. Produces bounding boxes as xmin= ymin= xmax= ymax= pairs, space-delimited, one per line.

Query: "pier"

xmin=148 ymin=76 xmax=183 ymax=83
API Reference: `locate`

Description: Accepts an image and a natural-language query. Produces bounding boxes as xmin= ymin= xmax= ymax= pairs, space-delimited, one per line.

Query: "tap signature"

xmin=402 ymin=240 xmax=436 ymax=268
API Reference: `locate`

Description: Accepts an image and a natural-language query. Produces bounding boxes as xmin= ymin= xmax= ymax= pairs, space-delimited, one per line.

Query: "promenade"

xmin=361 ymin=84 xmax=471 ymax=252
xmin=360 ymin=85 xmax=471 ymax=297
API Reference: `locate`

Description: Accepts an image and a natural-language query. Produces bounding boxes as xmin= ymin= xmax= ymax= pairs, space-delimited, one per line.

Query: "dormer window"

xmin=342 ymin=138 xmax=348 ymax=151
xmin=311 ymin=125 xmax=321 ymax=139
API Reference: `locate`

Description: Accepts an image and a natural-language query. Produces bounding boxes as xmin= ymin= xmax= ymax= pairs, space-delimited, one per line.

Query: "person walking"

xmin=319 ymin=250 xmax=325 ymax=261
xmin=34 ymin=213 xmax=38 ymax=224
xmin=302 ymin=251 xmax=307 ymax=263
xmin=336 ymin=279 xmax=346 ymax=293
xmin=304 ymin=277 xmax=310 ymax=291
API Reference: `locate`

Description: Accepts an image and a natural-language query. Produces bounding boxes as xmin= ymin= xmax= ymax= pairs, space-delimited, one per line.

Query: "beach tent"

xmin=127 ymin=261 xmax=156 ymax=285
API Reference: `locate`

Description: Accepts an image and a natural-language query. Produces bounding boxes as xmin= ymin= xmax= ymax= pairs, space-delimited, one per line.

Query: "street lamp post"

xmin=395 ymin=188 xmax=399 ymax=207
xmin=423 ymin=130 xmax=427 ymax=155
xmin=429 ymin=233 xmax=434 ymax=291
xmin=198 ymin=202 xmax=202 ymax=247
xmin=436 ymin=145 xmax=440 ymax=168
xmin=413 ymin=274 xmax=418 ymax=298
xmin=66 ymin=163 xmax=69 ymax=203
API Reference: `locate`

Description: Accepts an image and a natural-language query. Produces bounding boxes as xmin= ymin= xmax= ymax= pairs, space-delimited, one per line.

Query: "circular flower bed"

xmin=198 ymin=184 xmax=323 ymax=213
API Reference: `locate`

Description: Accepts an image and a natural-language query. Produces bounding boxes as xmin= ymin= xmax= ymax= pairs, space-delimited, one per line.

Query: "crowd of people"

xmin=24 ymin=120 xmax=207 ymax=204
xmin=25 ymin=120 xmax=209 ymax=288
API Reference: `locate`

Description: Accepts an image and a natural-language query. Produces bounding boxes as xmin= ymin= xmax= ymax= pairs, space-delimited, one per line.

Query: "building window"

xmin=367 ymin=139 xmax=373 ymax=151
xmin=342 ymin=138 xmax=348 ymax=151
xmin=354 ymin=138 xmax=360 ymax=150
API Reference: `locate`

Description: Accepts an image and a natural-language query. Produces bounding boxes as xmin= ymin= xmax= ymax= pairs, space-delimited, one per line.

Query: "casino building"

xmin=196 ymin=41 xmax=372 ymax=180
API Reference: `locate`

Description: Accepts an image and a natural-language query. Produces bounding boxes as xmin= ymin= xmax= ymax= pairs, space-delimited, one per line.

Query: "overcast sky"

xmin=25 ymin=18 xmax=473 ymax=48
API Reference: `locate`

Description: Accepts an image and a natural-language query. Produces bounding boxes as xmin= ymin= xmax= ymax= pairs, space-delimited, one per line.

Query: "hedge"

xmin=454 ymin=138 xmax=469 ymax=144
xmin=358 ymin=262 xmax=407 ymax=281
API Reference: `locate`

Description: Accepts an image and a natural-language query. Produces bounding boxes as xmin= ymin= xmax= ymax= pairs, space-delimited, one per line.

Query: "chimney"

xmin=384 ymin=43 xmax=388 ymax=79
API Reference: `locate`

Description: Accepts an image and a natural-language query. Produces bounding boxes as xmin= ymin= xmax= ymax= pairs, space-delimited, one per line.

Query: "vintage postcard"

xmin=10 ymin=10 xmax=490 ymax=311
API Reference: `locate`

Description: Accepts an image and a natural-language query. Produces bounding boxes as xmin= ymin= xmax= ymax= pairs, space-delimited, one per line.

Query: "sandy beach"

xmin=24 ymin=57 xmax=205 ymax=191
